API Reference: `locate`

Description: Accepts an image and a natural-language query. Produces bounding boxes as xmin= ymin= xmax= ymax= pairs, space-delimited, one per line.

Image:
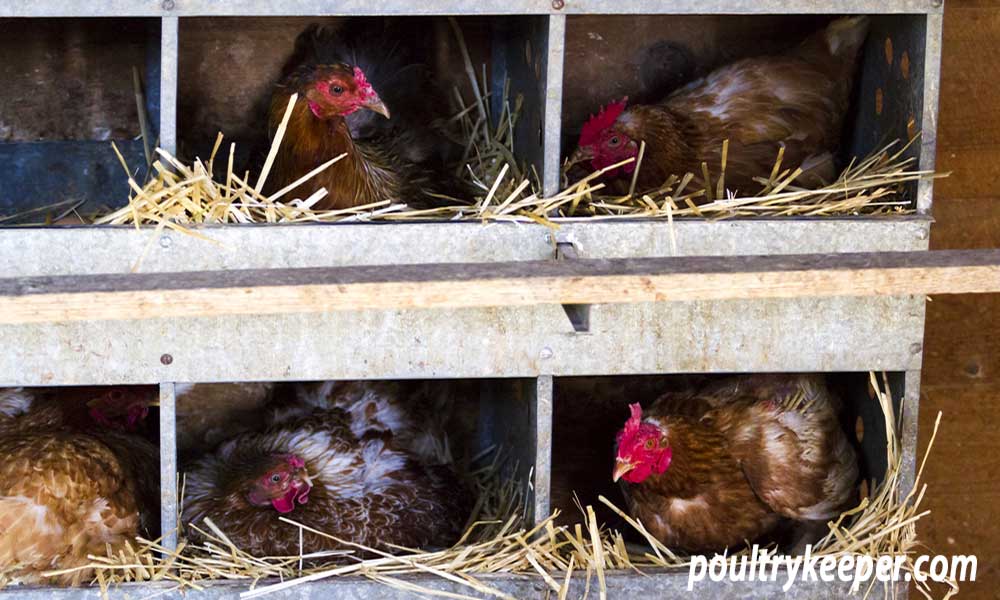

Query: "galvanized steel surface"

xmin=0 ymin=219 xmax=931 ymax=277
xmin=0 ymin=0 xmax=946 ymax=17
xmin=0 ymin=570 xmax=908 ymax=598
xmin=0 ymin=296 xmax=925 ymax=386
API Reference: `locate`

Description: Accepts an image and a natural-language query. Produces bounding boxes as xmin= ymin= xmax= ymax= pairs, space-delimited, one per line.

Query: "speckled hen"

xmin=182 ymin=403 xmax=470 ymax=557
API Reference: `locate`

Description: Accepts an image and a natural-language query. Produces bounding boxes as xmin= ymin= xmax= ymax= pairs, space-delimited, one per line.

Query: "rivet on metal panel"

xmin=539 ymin=347 xmax=554 ymax=360
xmin=917 ymin=228 xmax=928 ymax=241
xmin=160 ymin=353 xmax=174 ymax=365
xmin=909 ymin=343 xmax=923 ymax=355
xmin=162 ymin=0 xmax=176 ymax=9
xmin=159 ymin=235 xmax=172 ymax=249
xmin=551 ymin=0 xmax=565 ymax=9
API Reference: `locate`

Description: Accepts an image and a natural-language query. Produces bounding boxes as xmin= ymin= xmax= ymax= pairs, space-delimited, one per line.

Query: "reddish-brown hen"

xmin=613 ymin=374 xmax=858 ymax=553
xmin=0 ymin=387 xmax=159 ymax=585
xmin=266 ymin=22 xmax=460 ymax=210
xmin=571 ymin=17 xmax=870 ymax=195
xmin=182 ymin=400 xmax=470 ymax=558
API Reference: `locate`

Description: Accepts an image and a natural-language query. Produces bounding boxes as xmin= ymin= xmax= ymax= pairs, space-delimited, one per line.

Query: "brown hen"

xmin=266 ymin=21 xmax=461 ymax=210
xmin=0 ymin=387 xmax=159 ymax=585
xmin=571 ymin=17 xmax=870 ymax=195
xmin=613 ymin=374 xmax=858 ymax=553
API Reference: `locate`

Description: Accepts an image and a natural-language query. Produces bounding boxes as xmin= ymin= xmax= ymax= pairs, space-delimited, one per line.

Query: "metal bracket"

xmin=555 ymin=241 xmax=591 ymax=333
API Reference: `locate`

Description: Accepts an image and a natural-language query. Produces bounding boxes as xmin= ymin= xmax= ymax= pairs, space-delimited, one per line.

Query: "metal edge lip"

xmin=0 ymin=0 xmax=945 ymax=18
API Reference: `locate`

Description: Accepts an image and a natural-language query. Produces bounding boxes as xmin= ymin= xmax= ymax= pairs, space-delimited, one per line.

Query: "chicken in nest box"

xmin=265 ymin=19 xmax=467 ymax=211
xmin=0 ymin=387 xmax=160 ymax=585
xmin=181 ymin=380 xmax=473 ymax=558
xmin=569 ymin=16 xmax=871 ymax=197
xmin=611 ymin=374 xmax=859 ymax=553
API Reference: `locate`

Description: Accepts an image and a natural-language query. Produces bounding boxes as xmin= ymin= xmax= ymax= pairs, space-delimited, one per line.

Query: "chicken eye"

xmin=644 ymin=439 xmax=656 ymax=450
xmin=330 ymin=84 xmax=344 ymax=95
xmin=608 ymin=136 xmax=621 ymax=148
xmin=270 ymin=474 xmax=281 ymax=484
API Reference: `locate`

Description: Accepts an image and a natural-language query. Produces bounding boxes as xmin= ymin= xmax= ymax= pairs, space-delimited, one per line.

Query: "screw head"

xmin=159 ymin=235 xmax=172 ymax=248
xmin=160 ymin=353 xmax=173 ymax=365
xmin=539 ymin=347 xmax=554 ymax=360
xmin=551 ymin=0 xmax=565 ymax=9
xmin=162 ymin=0 xmax=176 ymax=10
xmin=910 ymin=342 xmax=923 ymax=355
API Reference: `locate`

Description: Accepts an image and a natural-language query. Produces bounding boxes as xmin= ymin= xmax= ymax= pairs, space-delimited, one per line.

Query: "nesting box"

xmin=0 ymin=0 xmax=943 ymax=597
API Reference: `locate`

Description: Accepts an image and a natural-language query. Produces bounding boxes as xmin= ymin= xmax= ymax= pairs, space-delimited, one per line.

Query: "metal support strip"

xmin=158 ymin=382 xmax=178 ymax=551
xmin=533 ymin=375 xmax=553 ymax=525
xmin=542 ymin=15 xmax=565 ymax=197
xmin=917 ymin=12 xmax=943 ymax=215
xmin=899 ymin=369 xmax=922 ymax=496
xmin=159 ymin=17 xmax=179 ymax=155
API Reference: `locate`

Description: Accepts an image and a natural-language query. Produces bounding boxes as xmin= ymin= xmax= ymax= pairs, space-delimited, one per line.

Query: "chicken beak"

xmin=612 ymin=459 xmax=635 ymax=483
xmin=566 ymin=146 xmax=595 ymax=169
xmin=364 ymin=97 xmax=391 ymax=119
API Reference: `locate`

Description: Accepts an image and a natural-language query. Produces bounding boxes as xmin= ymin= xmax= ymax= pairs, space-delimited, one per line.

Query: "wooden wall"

xmin=920 ymin=1 xmax=1000 ymax=597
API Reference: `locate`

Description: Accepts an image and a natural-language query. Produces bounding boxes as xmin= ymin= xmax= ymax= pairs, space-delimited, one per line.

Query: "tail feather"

xmin=823 ymin=16 xmax=870 ymax=58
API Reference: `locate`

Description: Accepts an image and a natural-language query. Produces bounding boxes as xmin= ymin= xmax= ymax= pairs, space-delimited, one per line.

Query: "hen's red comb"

xmin=625 ymin=402 xmax=643 ymax=429
xmin=579 ymin=98 xmax=628 ymax=147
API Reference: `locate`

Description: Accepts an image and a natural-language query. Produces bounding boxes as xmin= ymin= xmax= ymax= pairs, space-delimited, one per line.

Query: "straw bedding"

xmin=0 ymin=374 xmax=956 ymax=600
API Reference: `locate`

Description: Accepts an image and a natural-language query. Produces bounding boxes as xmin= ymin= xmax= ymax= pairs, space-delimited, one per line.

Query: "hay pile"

xmin=10 ymin=373 xmax=953 ymax=600
xmin=90 ymin=115 xmax=932 ymax=233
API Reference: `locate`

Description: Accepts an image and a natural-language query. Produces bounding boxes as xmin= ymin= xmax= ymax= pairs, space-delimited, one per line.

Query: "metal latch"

xmin=555 ymin=241 xmax=590 ymax=333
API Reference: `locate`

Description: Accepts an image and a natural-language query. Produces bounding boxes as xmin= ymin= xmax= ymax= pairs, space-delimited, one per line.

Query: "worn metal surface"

xmin=0 ymin=295 xmax=925 ymax=386
xmin=159 ymin=17 xmax=178 ymax=155
xmin=0 ymin=219 xmax=931 ymax=277
xmin=478 ymin=379 xmax=540 ymax=523
xmin=899 ymin=369 xmax=922 ymax=495
xmin=492 ymin=17 xmax=548 ymax=193
xmin=0 ymin=0 xmax=944 ymax=17
xmin=0 ymin=141 xmax=147 ymax=216
xmin=0 ymin=569 xmax=907 ymax=599
xmin=533 ymin=375 xmax=553 ymax=524
xmin=846 ymin=15 xmax=930 ymax=213
xmin=543 ymin=15 xmax=565 ymax=197
xmin=158 ymin=382 xmax=178 ymax=551
xmin=917 ymin=13 xmax=943 ymax=214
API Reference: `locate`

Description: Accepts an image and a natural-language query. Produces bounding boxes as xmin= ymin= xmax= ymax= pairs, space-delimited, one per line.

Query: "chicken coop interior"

xmin=0 ymin=0 xmax=948 ymax=598
xmin=0 ymin=18 xmax=160 ymax=216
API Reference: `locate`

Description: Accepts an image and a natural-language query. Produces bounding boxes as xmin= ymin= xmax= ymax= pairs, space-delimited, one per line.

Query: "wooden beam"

xmin=1 ymin=250 xmax=998 ymax=325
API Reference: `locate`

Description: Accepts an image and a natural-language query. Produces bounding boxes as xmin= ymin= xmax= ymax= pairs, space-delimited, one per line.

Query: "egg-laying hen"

xmin=266 ymin=20 xmax=462 ymax=211
xmin=570 ymin=16 xmax=870 ymax=195
xmin=182 ymin=383 xmax=471 ymax=557
xmin=279 ymin=380 xmax=471 ymax=466
xmin=175 ymin=383 xmax=276 ymax=460
xmin=612 ymin=374 xmax=858 ymax=552
xmin=0 ymin=387 xmax=159 ymax=585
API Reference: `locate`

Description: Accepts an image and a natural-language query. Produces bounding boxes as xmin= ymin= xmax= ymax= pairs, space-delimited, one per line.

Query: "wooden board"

xmin=1 ymin=250 xmax=998 ymax=325
xmin=920 ymin=3 xmax=1000 ymax=599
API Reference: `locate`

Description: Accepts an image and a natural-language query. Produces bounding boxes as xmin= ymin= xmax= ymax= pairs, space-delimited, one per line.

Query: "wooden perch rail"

xmin=1 ymin=250 xmax=998 ymax=325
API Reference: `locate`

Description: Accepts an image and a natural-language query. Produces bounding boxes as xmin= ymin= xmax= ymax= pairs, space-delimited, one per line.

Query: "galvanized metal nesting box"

xmin=0 ymin=0 xmax=943 ymax=598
